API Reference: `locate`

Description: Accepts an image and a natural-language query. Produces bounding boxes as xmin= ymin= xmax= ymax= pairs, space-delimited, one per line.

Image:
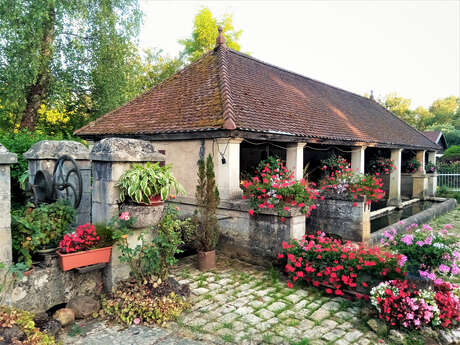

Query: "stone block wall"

xmin=172 ymin=198 xmax=306 ymax=266
xmin=0 ymin=144 xmax=17 ymax=263
xmin=24 ymin=140 xmax=91 ymax=225
xmin=401 ymin=173 xmax=413 ymax=198
xmin=306 ymin=196 xmax=370 ymax=242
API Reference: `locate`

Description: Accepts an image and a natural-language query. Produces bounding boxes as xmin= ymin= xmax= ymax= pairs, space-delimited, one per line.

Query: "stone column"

xmin=23 ymin=141 xmax=91 ymax=225
xmin=90 ymin=138 xmax=165 ymax=291
xmin=0 ymin=144 xmax=17 ymax=264
xmin=413 ymin=150 xmax=427 ymax=198
xmin=215 ymin=138 xmax=243 ymax=200
xmin=351 ymin=146 xmax=366 ymax=174
xmin=388 ymin=149 xmax=402 ymax=206
xmin=427 ymin=151 xmax=437 ymax=197
xmin=286 ymin=142 xmax=306 ymax=180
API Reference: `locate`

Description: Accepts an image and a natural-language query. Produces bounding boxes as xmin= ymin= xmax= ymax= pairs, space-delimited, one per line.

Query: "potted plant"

xmin=425 ymin=162 xmax=437 ymax=174
xmin=57 ymin=223 xmax=113 ymax=271
xmin=403 ymin=158 xmax=422 ymax=173
xmin=193 ymin=155 xmax=220 ymax=271
xmin=12 ymin=200 xmax=75 ymax=268
xmin=117 ymin=162 xmax=184 ymax=206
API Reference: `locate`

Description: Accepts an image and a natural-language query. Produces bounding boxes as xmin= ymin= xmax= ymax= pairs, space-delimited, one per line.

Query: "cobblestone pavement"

xmin=169 ymin=255 xmax=384 ymax=345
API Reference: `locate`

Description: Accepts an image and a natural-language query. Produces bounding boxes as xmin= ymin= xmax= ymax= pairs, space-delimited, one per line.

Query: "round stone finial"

xmin=216 ymin=26 xmax=226 ymax=47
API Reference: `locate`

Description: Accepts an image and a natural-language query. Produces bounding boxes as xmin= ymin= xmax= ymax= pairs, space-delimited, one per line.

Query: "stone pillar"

xmin=23 ymin=141 xmax=91 ymax=225
xmin=388 ymin=149 xmax=402 ymax=206
xmin=215 ymin=138 xmax=243 ymax=200
xmin=0 ymin=145 xmax=17 ymax=264
xmin=351 ymin=146 xmax=366 ymax=174
xmin=413 ymin=150 xmax=427 ymax=198
xmin=90 ymin=138 xmax=165 ymax=291
xmin=286 ymin=142 xmax=306 ymax=180
xmin=427 ymin=152 xmax=437 ymax=197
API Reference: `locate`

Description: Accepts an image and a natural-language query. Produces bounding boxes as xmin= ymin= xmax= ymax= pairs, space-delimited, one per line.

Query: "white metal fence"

xmin=438 ymin=164 xmax=460 ymax=191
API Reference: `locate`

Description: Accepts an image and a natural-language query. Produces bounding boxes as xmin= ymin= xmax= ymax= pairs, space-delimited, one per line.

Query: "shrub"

xmin=368 ymin=157 xmax=396 ymax=175
xmin=441 ymin=145 xmax=460 ymax=162
xmin=11 ymin=201 xmax=75 ymax=267
xmin=241 ymin=157 xmax=317 ymax=218
xmin=193 ymin=154 xmax=220 ymax=252
xmin=278 ymin=232 xmax=405 ymax=298
xmin=117 ymin=162 xmax=184 ymax=204
xmin=379 ymin=224 xmax=458 ymax=279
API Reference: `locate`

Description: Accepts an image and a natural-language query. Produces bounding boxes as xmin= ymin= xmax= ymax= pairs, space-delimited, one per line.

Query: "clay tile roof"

xmin=423 ymin=131 xmax=442 ymax=143
xmin=75 ymin=47 xmax=440 ymax=150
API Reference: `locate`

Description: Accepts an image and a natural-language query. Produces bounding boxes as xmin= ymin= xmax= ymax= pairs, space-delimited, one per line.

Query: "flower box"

xmin=57 ymin=246 xmax=112 ymax=271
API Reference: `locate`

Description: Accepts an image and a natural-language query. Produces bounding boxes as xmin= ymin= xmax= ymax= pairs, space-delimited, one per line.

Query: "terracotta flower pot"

xmin=57 ymin=247 xmax=112 ymax=271
xmin=198 ymin=250 xmax=216 ymax=271
xmin=148 ymin=195 xmax=163 ymax=206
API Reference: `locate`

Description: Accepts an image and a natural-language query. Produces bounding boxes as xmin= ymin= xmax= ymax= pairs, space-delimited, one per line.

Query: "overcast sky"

xmin=139 ymin=0 xmax=459 ymax=109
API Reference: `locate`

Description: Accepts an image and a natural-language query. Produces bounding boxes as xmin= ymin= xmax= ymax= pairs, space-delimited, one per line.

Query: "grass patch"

xmin=290 ymin=338 xmax=311 ymax=345
xmin=220 ymin=334 xmax=235 ymax=343
xmin=181 ymin=268 xmax=191 ymax=280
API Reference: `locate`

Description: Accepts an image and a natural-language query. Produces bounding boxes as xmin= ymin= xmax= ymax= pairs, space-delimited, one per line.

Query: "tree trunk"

xmin=19 ymin=7 xmax=55 ymax=131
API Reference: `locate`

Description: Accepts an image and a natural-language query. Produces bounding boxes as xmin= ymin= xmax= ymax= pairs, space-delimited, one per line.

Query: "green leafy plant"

xmin=425 ymin=161 xmax=437 ymax=174
xmin=0 ymin=261 xmax=28 ymax=305
xmin=94 ymin=223 xmax=115 ymax=248
xmin=114 ymin=206 xmax=185 ymax=281
xmin=193 ymin=154 xmax=220 ymax=252
xmin=368 ymin=157 xmax=396 ymax=175
xmin=320 ymin=154 xmax=349 ymax=173
xmin=117 ymin=162 xmax=184 ymax=204
xmin=12 ymin=200 xmax=75 ymax=267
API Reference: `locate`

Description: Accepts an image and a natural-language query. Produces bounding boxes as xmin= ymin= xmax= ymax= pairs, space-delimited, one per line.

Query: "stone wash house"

xmin=75 ymin=28 xmax=441 ymax=208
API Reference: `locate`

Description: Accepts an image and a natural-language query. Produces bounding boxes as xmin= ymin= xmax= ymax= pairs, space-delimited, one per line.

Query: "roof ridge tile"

xmin=215 ymin=45 xmax=237 ymax=130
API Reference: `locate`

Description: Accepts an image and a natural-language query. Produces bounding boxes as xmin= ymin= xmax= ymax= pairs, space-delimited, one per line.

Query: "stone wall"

xmin=306 ymin=196 xmax=370 ymax=242
xmin=401 ymin=173 xmax=413 ymax=198
xmin=172 ymin=198 xmax=305 ymax=266
xmin=24 ymin=141 xmax=91 ymax=225
xmin=7 ymin=259 xmax=102 ymax=313
xmin=0 ymin=144 xmax=16 ymax=263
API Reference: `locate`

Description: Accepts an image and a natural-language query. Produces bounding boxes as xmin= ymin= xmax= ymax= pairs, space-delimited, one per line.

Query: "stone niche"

xmin=7 ymin=260 xmax=102 ymax=313
xmin=306 ymin=196 xmax=370 ymax=242
xmin=172 ymin=198 xmax=306 ymax=266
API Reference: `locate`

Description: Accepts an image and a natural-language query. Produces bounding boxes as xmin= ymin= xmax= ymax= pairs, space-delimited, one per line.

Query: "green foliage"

xmin=0 ymin=0 xmax=142 ymax=130
xmin=117 ymin=162 xmax=185 ymax=204
xmin=12 ymin=200 xmax=75 ymax=267
xmin=115 ymin=206 xmax=186 ymax=281
xmin=437 ymin=186 xmax=460 ymax=203
xmin=441 ymin=145 xmax=460 ymax=162
xmin=193 ymin=154 xmax=220 ymax=252
xmin=438 ymin=161 xmax=460 ymax=173
xmin=425 ymin=161 xmax=436 ymax=174
xmin=403 ymin=158 xmax=421 ymax=173
xmin=94 ymin=223 xmax=115 ymax=248
xmin=179 ymin=7 xmax=242 ymax=63
xmin=0 ymin=306 xmax=57 ymax=344
xmin=320 ymin=154 xmax=348 ymax=173
xmin=102 ymin=278 xmax=189 ymax=326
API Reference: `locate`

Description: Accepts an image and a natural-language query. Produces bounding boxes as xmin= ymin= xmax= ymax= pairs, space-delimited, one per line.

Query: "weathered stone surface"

xmin=90 ymin=138 xmax=164 ymax=162
xmin=53 ymin=308 xmax=75 ymax=326
xmin=7 ymin=259 xmax=102 ymax=312
xmin=0 ymin=144 xmax=17 ymax=164
xmin=24 ymin=140 xmax=89 ymax=160
xmin=118 ymin=204 xmax=165 ymax=229
xmin=67 ymin=296 xmax=101 ymax=319
xmin=367 ymin=318 xmax=387 ymax=335
xmin=0 ymin=324 xmax=25 ymax=342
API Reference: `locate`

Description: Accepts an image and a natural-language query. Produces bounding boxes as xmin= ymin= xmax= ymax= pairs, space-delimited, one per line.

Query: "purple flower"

xmin=401 ymin=234 xmax=414 ymax=245
xmin=439 ymin=264 xmax=450 ymax=273
xmin=398 ymin=255 xmax=407 ymax=267
xmin=434 ymin=278 xmax=444 ymax=284
xmin=424 ymin=236 xmax=433 ymax=245
xmin=416 ymin=241 xmax=424 ymax=246
xmin=444 ymin=224 xmax=453 ymax=230
xmin=452 ymin=265 xmax=459 ymax=275
xmin=419 ymin=270 xmax=429 ymax=278
xmin=422 ymin=224 xmax=433 ymax=231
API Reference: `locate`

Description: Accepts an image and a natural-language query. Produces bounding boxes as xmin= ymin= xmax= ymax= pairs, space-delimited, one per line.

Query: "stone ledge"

xmin=23 ymin=140 xmax=89 ymax=160
xmin=90 ymin=138 xmax=165 ymax=162
xmin=0 ymin=144 xmax=17 ymax=164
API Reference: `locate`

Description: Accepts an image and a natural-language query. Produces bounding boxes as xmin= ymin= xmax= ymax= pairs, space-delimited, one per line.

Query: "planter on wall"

xmin=57 ymin=247 xmax=112 ymax=271
xmin=119 ymin=203 xmax=165 ymax=229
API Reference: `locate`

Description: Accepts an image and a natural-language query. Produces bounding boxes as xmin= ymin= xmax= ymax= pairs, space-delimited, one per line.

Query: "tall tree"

xmin=428 ymin=96 xmax=459 ymax=127
xmin=382 ymin=93 xmax=415 ymax=126
xmin=0 ymin=0 xmax=142 ymax=130
xmin=179 ymin=7 xmax=242 ymax=63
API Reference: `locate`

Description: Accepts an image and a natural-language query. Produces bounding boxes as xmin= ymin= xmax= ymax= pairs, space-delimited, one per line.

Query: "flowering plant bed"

xmin=319 ymin=158 xmax=385 ymax=206
xmin=241 ymin=158 xmax=318 ymax=219
xmin=403 ymin=158 xmax=422 ymax=173
xmin=57 ymin=223 xmax=112 ymax=271
xmin=379 ymin=224 xmax=459 ymax=280
xmin=278 ymin=232 xmax=406 ymax=298
xmin=370 ymin=278 xmax=460 ymax=329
